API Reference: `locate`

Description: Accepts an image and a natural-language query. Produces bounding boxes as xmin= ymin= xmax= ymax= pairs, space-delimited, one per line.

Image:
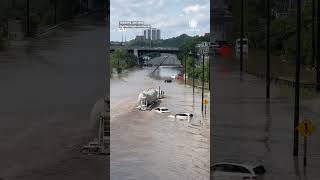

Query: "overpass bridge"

xmin=110 ymin=46 xmax=180 ymax=57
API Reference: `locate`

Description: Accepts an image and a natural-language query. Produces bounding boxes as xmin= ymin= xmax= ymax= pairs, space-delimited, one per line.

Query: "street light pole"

xmin=185 ymin=55 xmax=187 ymax=85
xmin=294 ymin=0 xmax=301 ymax=157
xmin=193 ymin=59 xmax=195 ymax=95
xmin=266 ymin=0 xmax=271 ymax=99
xmin=189 ymin=51 xmax=195 ymax=95
xmin=54 ymin=0 xmax=57 ymax=25
xmin=240 ymin=0 xmax=244 ymax=72
xmin=87 ymin=0 xmax=89 ymax=12
xmin=208 ymin=55 xmax=210 ymax=91
xmin=312 ymin=0 xmax=315 ymax=66
xmin=26 ymin=0 xmax=30 ymax=36
xmin=317 ymin=0 xmax=320 ymax=91
xmin=201 ymin=52 xmax=205 ymax=112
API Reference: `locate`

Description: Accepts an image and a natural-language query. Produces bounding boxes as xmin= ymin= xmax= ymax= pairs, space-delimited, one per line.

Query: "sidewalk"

xmin=212 ymin=56 xmax=320 ymax=180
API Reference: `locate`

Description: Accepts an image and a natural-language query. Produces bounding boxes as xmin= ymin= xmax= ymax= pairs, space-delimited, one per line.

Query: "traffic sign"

xmin=296 ymin=119 xmax=316 ymax=138
xmin=203 ymin=99 xmax=209 ymax=105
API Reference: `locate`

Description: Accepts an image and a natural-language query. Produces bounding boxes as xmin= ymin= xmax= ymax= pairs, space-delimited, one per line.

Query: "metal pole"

xmin=312 ymin=0 xmax=315 ymax=66
xmin=304 ymin=126 xmax=307 ymax=167
xmin=185 ymin=55 xmax=187 ymax=85
xmin=26 ymin=0 xmax=30 ymax=36
xmin=240 ymin=0 xmax=244 ymax=72
xmin=193 ymin=59 xmax=195 ymax=95
xmin=317 ymin=0 xmax=320 ymax=91
xmin=266 ymin=0 xmax=271 ymax=99
xmin=87 ymin=0 xmax=89 ymax=12
xmin=294 ymin=0 xmax=301 ymax=157
xmin=208 ymin=56 xmax=210 ymax=91
xmin=202 ymin=53 xmax=205 ymax=112
xmin=54 ymin=0 xmax=57 ymax=25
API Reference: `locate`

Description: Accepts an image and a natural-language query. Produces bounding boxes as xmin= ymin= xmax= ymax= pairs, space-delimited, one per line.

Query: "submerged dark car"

xmin=164 ymin=79 xmax=172 ymax=83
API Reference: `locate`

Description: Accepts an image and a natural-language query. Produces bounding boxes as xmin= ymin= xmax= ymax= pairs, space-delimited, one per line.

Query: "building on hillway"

xmin=156 ymin=29 xmax=161 ymax=40
xmin=144 ymin=29 xmax=152 ymax=40
xmin=144 ymin=28 xmax=161 ymax=41
xmin=151 ymin=28 xmax=157 ymax=40
xmin=136 ymin=35 xmax=145 ymax=41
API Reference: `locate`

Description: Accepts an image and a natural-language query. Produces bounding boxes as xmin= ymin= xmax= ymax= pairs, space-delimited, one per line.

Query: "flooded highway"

xmin=0 ymin=13 xmax=107 ymax=180
xmin=110 ymin=54 xmax=210 ymax=180
xmin=212 ymin=56 xmax=320 ymax=180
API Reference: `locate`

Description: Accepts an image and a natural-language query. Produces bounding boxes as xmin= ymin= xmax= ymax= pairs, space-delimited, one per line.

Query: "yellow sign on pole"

xmin=203 ymin=99 xmax=209 ymax=105
xmin=297 ymin=119 xmax=316 ymax=138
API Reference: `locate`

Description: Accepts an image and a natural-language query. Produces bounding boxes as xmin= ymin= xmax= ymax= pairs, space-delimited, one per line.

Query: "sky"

xmin=110 ymin=0 xmax=210 ymax=42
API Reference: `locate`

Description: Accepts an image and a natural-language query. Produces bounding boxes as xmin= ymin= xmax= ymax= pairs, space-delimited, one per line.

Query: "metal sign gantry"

xmin=119 ymin=21 xmax=151 ymax=29
xmin=118 ymin=21 xmax=152 ymax=47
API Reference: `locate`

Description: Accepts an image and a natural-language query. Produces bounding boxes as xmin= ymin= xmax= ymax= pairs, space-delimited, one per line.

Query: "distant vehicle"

xmin=236 ymin=38 xmax=249 ymax=54
xmin=155 ymin=107 xmax=170 ymax=113
xmin=175 ymin=113 xmax=193 ymax=120
xmin=171 ymin=75 xmax=177 ymax=79
xmin=211 ymin=162 xmax=266 ymax=180
xmin=164 ymin=79 xmax=172 ymax=83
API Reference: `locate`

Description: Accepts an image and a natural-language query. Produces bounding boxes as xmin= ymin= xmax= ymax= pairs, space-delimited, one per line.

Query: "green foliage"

xmin=127 ymin=34 xmax=195 ymax=48
xmin=111 ymin=48 xmax=138 ymax=73
xmin=231 ymin=0 xmax=317 ymax=66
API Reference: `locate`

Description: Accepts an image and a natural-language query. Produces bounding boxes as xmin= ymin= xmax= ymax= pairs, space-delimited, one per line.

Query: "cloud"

xmin=183 ymin=4 xmax=206 ymax=14
xmin=110 ymin=0 xmax=210 ymax=41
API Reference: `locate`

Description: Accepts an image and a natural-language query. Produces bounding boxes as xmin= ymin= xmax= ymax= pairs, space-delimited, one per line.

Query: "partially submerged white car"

xmin=174 ymin=113 xmax=193 ymax=120
xmin=155 ymin=107 xmax=170 ymax=113
xmin=211 ymin=162 xmax=266 ymax=180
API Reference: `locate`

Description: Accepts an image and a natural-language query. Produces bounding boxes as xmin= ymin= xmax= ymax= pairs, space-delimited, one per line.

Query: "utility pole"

xmin=266 ymin=0 xmax=271 ymax=99
xmin=208 ymin=51 xmax=210 ymax=91
xmin=317 ymin=0 xmax=320 ymax=91
xmin=193 ymin=59 xmax=195 ymax=95
xmin=54 ymin=0 xmax=57 ymax=25
xmin=201 ymin=52 xmax=205 ymax=112
xmin=294 ymin=0 xmax=301 ymax=157
xmin=87 ymin=0 xmax=89 ymax=12
xmin=312 ymin=0 xmax=315 ymax=66
xmin=185 ymin=55 xmax=187 ymax=85
xmin=26 ymin=0 xmax=30 ymax=36
xmin=240 ymin=0 xmax=244 ymax=72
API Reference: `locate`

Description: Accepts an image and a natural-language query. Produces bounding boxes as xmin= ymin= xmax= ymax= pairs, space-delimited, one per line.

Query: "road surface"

xmin=211 ymin=56 xmax=320 ymax=179
xmin=0 ymin=13 xmax=107 ymax=180
xmin=110 ymin=54 xmax=210 ymax=180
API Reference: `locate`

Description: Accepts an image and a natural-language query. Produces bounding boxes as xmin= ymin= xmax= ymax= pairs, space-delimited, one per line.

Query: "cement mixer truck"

xmin=136 ymin=88 xmax=164 ymax=111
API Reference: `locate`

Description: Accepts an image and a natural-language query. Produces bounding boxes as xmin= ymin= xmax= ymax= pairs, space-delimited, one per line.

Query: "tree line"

xmin=231 ymin=0 xmax=316 ymax=67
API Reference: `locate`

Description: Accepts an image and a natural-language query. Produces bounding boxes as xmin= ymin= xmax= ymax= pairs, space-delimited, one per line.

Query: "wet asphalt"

xmin=110 ymin=54 xmax=210 ymax=180
xmin=0 ymin=13 xmax=107 ymax=180
xmin=211 ymin=55 xmax=320 ymax=180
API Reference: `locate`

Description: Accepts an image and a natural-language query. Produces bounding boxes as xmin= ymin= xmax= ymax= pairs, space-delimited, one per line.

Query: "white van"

xmin=236 ymin=38 xmax=249 ymax=54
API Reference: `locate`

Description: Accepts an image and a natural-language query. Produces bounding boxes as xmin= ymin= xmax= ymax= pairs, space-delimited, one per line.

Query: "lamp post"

xmin=202 ymin=51 xmax=205 ymax=112
xmin=240 ymin=0 xmax=244 ymax=72
xmin=293 ymin=0 xmax=301 ymax=157
xmin=266 ymin=0 xmax=271 ymax=99
xmin=189 ymin=51 xmax=195 ymax=95
xmin=26 ymin=0 xmax=30 ymax=36
xmin=185 ymin=54 xmax=187 ymax=85
xmin=54 ymin=0 xmax=57 ymax=25
xmin=317 ymin=0 xmax=320 ymax=91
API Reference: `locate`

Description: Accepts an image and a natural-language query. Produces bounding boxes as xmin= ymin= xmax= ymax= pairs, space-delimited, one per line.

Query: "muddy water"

xmin=110 ymin=60 xmax=210 ymax=180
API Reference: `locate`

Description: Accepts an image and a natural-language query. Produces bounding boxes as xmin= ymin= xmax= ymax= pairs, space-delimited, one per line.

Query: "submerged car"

xmin=175 ymin=113 xmax=193 ymax=120
xmin=155 ymin=107 xmax=170 ymax=113
xmin=211 ymin=162 xmax=266 ymax=180
xmin=171 ymin=75 xmax=177 ymax=79
xmin=164 ymin=79 xmax=172 ymax=83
